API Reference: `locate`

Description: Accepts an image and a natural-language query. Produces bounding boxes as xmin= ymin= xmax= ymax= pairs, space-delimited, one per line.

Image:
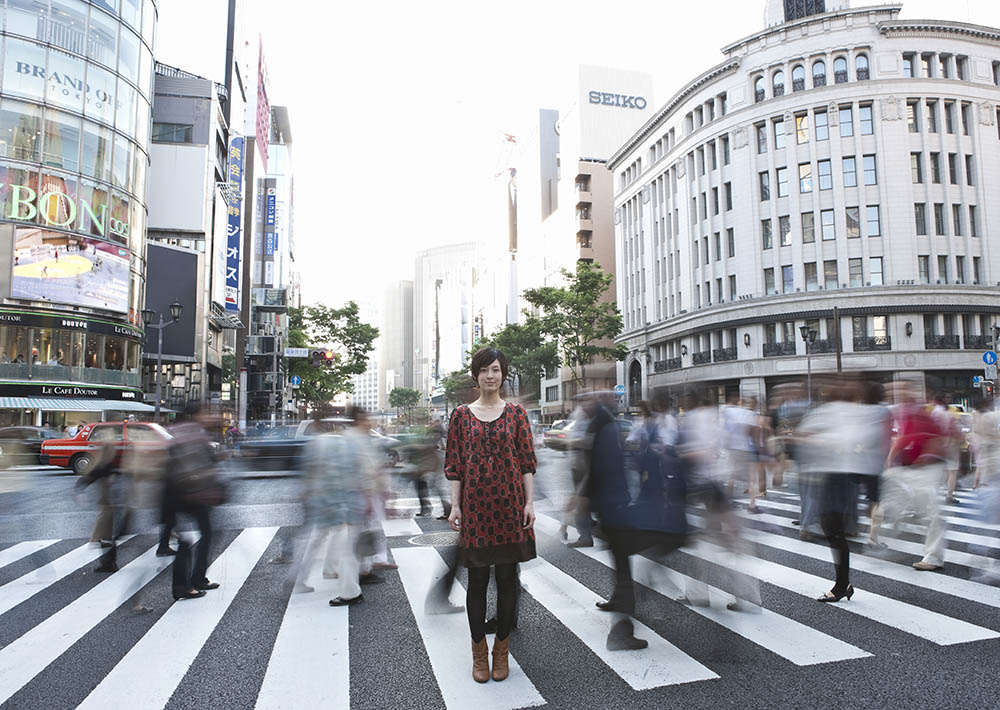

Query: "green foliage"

xmin=480 ymin=320 xmax=558 ymax=398
xmin=287 ymin=301 xmax=379 ymax=413
xmin=389 ymin=386 xmax=422 ymax=425
xmin=521 ymin=260 xmax=626 ymax=387
xmin=441 ymin=369 xmax=477 ymax=406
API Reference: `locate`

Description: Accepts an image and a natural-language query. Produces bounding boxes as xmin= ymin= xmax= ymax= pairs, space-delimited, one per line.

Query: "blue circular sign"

xmin=290 ymin=375 xmax=302 ymax=386
xmin=614 ymin=384 xmax=626 ymax=396
xmin=984 ymin=351 xmax=997 ymax=365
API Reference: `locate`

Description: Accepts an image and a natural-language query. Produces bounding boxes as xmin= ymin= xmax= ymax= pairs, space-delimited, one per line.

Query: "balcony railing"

xmin=792 ymin=78 xmax=805 ymax=92
xmin=813 ymin=74 xmax=826 ymax=87
xmin=713 ymin=347 xmax=737 ymax=362
xmin=835 ymin=70 xmax=849 ymax=84
xmin=654 ymin=357 xmax=682 ymax=372
xmin=754 ymin=89 xmax=765 ymax=103
xmin=806 ymin=339 xmax=835 ymax=354
xmin=773 ymin=85 xmax=785 ymax=97
xmin=692 ymin=351 xmax=712 ymax=366
xmin=925 ymin=334 xmax=960 ymax=350
xmin=856 ymin=68 xmax=870 ymax=81
xmin=763 ymin=342 xmax=796 ymax=357
xmin=964 ymin=335 xmax=993 ymax=350
xmin=854 ymin=336 xmax=891 ymax=351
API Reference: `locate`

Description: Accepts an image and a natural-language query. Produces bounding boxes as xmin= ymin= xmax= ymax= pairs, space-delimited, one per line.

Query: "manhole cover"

xmin=409 ymin=532 xmax=459 ymax=546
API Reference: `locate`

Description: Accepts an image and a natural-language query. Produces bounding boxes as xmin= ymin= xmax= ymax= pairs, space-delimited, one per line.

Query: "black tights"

xmin=467 ymin=563 xmax=517 ymax=643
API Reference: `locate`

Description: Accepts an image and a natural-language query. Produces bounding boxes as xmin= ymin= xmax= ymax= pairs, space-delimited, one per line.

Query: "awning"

xmin=0 ymin=397 xmax=160 ymax=412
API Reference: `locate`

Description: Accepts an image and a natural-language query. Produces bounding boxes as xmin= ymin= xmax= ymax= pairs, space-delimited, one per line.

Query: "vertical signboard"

xmin=226 ymin=136 xmax=245 ymax=312
xmin=256 ymin=38 xmax=271 ymax=172
xmin=264 ymin=186 xmax=276 ymax=256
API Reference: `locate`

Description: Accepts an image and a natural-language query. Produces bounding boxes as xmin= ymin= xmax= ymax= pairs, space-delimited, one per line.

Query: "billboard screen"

xmin=144 ymin=243 xmax=197 ymax=358
xmin=11 ymin=227 xmax=129 ymax=313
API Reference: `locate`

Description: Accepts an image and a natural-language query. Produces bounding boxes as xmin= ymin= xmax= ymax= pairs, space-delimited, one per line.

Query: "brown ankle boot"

xmin=471 ymin=638 xmax=490 ymax=683
xmin=491 ymin=636 xmax=510 ymax=681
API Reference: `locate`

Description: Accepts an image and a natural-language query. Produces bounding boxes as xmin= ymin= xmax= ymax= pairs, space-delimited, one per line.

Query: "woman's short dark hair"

xmin=469 ymin=347 xmax=509 ymax=382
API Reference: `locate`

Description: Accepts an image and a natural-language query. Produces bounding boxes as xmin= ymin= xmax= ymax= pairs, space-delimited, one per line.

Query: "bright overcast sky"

xmin=156 ymin=0 xmax=1000 ymax=309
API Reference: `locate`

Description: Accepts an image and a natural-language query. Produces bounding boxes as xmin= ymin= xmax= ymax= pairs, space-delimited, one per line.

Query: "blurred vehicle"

xmin=543 ymin=419 xmax=573 ymax=450
xmin=40 ymin=421 xmax=172 ymax=474
xmin=238 ymin=418 xmax=354 ymax=471
xmin=0 ymin=426 xmax=62 ymax=467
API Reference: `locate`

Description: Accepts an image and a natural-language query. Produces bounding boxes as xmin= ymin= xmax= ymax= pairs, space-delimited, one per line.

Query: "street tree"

xmin=522 ymin=260 xmax=626 ymax=388
xmin=480 ymin=320 xmax=558 ymax=400
xmin=287 ymin=302 xmax=378 ymax=415
xmin=389 ymin=387 xmax=422 ymax=426
xmin=441 ymin=369 xmax=477 ymax=409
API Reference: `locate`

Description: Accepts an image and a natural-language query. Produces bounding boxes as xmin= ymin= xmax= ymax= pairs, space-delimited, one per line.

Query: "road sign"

xmin=285 ymin=347 xmax=309 ymax=358
xmin=614 ymin=384 xmax=626 ymax=396
xmin=985 ymin=365 xmax=998 ymax=381
xmin=289 ymin=375 xmax=302 ymax=387
xmin=984 ymin=351 xmax=998 ymax=365
xmin=973 ymin=376 xmax=983 ymax=387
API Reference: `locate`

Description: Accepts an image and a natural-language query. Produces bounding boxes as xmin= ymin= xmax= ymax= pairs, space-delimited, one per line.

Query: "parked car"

xmin=40 ymin=421 xmax=172 ymax=475
xmin=543 ymin=420 xmax=576 ymax=451
xmin=238 ymin=418 xmax=358 ymax=471
xmin=0 ymin=426 xmax=62 ymax=467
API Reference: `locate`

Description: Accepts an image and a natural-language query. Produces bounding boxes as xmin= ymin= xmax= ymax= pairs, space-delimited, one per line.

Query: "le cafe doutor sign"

xmin=0 ymin=382 xmax=141 ymax=401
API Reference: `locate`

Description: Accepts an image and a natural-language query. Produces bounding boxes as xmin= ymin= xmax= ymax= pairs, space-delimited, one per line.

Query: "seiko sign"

xmin=588 ymin=91 xmax=647 ymax=110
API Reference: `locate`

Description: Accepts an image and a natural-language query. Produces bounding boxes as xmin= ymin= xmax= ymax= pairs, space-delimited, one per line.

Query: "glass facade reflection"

xmin=0 ymin=0 xmax=155 ymax=411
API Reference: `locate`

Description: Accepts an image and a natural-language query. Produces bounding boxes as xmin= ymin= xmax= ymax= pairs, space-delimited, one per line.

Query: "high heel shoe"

xmin=817 ymin=585 xmax=854 ymax=603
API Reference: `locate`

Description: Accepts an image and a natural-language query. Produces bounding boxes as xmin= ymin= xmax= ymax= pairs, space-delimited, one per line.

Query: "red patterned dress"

xmin=444 ymin=402 xmax=537 ymax=567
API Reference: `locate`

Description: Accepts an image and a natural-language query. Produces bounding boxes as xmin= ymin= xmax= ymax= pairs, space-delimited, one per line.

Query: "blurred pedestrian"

xmin=446 ymin=347 xmax=536 ymax=683
xmin=76 ymin=442 xmax=127 ymax=572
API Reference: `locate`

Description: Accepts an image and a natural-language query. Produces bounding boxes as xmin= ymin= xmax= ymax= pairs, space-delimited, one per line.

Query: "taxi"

xmin=40 ymin=421 xmax=172 ymax=474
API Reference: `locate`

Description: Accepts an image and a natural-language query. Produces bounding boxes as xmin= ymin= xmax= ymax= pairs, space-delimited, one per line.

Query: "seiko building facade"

xmin=0 ymin=0 xmax=156 ymax=426
xmin=611 ymin=1 xmax=1000 ymax=407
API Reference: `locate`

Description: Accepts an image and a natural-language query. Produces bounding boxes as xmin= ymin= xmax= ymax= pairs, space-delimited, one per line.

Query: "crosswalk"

xmin=0 ymin=486 xmax=998 ymax=709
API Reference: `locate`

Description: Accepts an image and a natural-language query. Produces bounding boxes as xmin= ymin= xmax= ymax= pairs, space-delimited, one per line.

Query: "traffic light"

xmin=310 ymin=349 xmax=337 ymax=367
xmin=985 ymin=382 xmax=995 ymax=397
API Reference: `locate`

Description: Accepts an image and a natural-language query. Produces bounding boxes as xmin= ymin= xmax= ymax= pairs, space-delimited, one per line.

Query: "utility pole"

xmin=434 ymin=278 xmax=442 ymax=391
xmin=833 ymin=305 xmax=842 ymax=373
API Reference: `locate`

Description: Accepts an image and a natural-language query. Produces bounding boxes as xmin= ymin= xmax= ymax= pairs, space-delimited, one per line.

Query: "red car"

xmin=40 ymin=421 xmax=172 ymax=474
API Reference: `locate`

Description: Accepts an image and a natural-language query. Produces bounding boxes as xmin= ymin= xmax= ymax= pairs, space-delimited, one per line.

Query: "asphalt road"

xmin=0 ymin=448 xmax=998 ymax=709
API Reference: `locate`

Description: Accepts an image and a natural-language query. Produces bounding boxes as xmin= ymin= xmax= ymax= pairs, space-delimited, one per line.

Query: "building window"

xmin=952 ymin=204 xmax=963 ymax=236
xmin=729 ymin=274 xmax=737 ymax=298
xmin=930 ymin=152 xmax=941 ymax=183
xmin=856 ymin=54 xmax=870 ymax=81
xmin=945 ymin=101 xmax=955 ymax=133
xmin=859 ymin=103 xmax=873 ymax=134
xmin=782 ymin=265 xmax=794 ymax=293
xmin=955 ymin=255 xmax=965 ymax=284
xmin=764 ymin=267 xmax=776 ymax=295
xmin=842 ymin=156 xmax=857 ymax=187
xmin=152 ymin=123 xmax=194 ymax=143
xmin=903 ymin=53 xmax=914 ymax=78
xmin=970 ymin=205 xmax=979 ymax=237
xmin=834 ymin=56 xmax=848 ymax=84
xmin=756 ymin=123 xmax=768 ymax=153
xmin=796 ymin=114 xmax=809 ymax=143
xmin=813 ymin=60 xmax=827 ymax=87
xmin=779 ymin=215 xmax=791 ymax=246
xmin=703 ymin=238 xmax=709 ymax=265
xmin=714 ymin=232 xmax=721 ymax=261
xmin=918 ymin=255 xmax=930 ymax=283
xmin=911 ymin=152 xmax=923 ymax=184
xmin=722 ymin=136 xmax=730 ymax=165
xmin=759 ymin=171 xmax=770 ymax=201
xmin=815 ymin=109 xmax=829 ymax=140
xmin=545 ymin=385 xmax=558 ymax=402
xmin=727 ymin=228 xmax=735 ymax=257
xmin=957 ymin=55 xmax=969 ymax=80
xmin=862 ymin=155 xmax=877 ymax=185
xmin=801 ymin=211 xmax=815 ymax=243
xmin=799 ymin=163 xmax=812 ymax=193
xmin=948 ymin=153 xmax=959 ymax=184
xmin=762 ymin=219 xmax=773 ymax=249
xmin=927 ymin=100 xmax=938 ymax=132
xmin=907 ymin=100 xmax=920 ymax=133
xmin=846 ymin=206 xmax=861 ymax=238
xmin=816 ymin=159 xmax=832 ymax=190
xmin=914 ymin=203 xmax=927 ymax=235
xmin=921 ymin=53 xmax=934 ymax=78
xmin=776 ymin=166 xmax=789 ymax=197
xmin=821 ymin=209 xmax=835 ymax=240
xmin=725 ymin=182 xmax=733 ymax=211
xmin=965 ymin=155 xmax=974 ymax=185
xmin=974 ymin=256 xmax=981 ymax=284
xmin=866 ymin=205 xmax=881 ymax=237
xmin=805 ymin=262 xmax=818 ymax=291
xmin=870 ymin=257 xmax=884 ymax=286
xmin=839 ymin=105 xmax=853 ymax=137
xmin=773 ymin=70 xmax=785 ymax=97
xmin=934 ymin=203 xmax=946 ymax=235
xmin=961 ymin=102 xmax=971 ymax=135
xmin=774 ymin=119 xmax=786 ymax=149
xmin=792 ymin=64 xmax=806 ymax=92
xmin=824 ymin=259 xmax=839 ymax=289
xmin=765 ymin=323 xmax=777 ymax=344
xmin=938 ymin=255 xmax=949 ymax=283
xmin=849 ymin=258 xmax=864 ymax=287
xmin=754 ymin=76 xmax=766 ymax=103
xmin=712 ymin=187 xmax=719 ymax=215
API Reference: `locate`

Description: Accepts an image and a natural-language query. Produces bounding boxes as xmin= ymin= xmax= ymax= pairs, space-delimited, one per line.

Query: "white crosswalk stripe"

xmin=0 ymin=493 xmax=996 ymax=710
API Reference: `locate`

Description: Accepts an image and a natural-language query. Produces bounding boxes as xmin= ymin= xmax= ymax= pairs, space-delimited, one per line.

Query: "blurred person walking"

xmin=930 ymin=392 xmax=963 ymax=504
xmin=446 ymin=347 xmax=536 ymax=683
xmin=971 ymin=398 xmax=1000 ymax=583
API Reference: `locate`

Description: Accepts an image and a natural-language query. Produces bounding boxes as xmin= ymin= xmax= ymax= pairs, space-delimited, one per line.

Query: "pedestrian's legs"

xmin=415 ymin=477 xmax=431 ymax=515
xmin=330 ymin=524 xmax=361 ymax=600
xmin=172 ymin=537 xmax=192 ymax=596
xmin=466 ymin=565 xmax=491 ymax=642
xmin=191 ymin=506 xmax=213 ymax=586
xmin=820 ymin=512 xmax=850 ymax=594
xmin=425 ymin=544 xmax=461 ymax=612
xmin=494 ymin=563 xmax=518 ymax=640
xmin=606 ymin=527 xmax=636 ymax=615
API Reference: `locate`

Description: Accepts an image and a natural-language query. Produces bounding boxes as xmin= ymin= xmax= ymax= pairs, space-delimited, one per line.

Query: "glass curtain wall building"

xmin=0 ymin=0 xmax=156 ymax=425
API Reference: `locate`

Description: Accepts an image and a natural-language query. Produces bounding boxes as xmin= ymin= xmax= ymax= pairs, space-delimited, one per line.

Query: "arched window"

xmin=813 ymin=60 xmax=827 ymax=87
xmin=754 ymin=76 xmax=766 ymax=102
xmin=834 ymin=56 xmax=848 ymax=84
xmin=856 ymin=54 xmax=870 ymax=80
xmin=792 ymin=65 xmax=805 ymax=92
xmin=772 ymin=70 xmax=785 ymax=97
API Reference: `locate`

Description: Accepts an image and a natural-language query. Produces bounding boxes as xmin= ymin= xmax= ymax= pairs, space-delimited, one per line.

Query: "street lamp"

xmin=142 ymin=301 xmax=183 ymax=423
xmin=799 ymin=325 xmax=818 ymax=404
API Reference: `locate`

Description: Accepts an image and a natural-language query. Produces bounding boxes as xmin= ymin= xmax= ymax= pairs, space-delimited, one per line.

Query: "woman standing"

xmin=446 ymin=347 xmax=536 ymax=684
